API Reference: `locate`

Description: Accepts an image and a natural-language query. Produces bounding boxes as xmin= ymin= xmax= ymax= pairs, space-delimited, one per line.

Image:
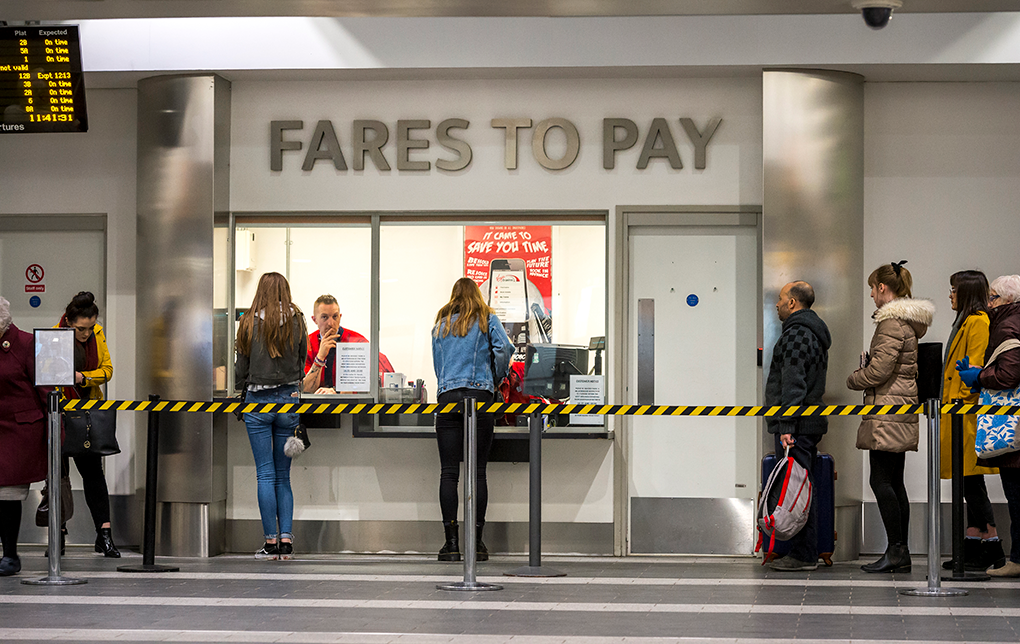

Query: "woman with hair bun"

xmin=55 ymin=291 xmax=119 ymax=557
xmin=847 ymin=261 xmax=935 ymax=573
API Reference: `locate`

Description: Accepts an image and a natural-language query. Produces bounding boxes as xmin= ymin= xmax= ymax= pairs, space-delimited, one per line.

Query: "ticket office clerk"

xmin=302 ymin=294 xmax=394 ymax=394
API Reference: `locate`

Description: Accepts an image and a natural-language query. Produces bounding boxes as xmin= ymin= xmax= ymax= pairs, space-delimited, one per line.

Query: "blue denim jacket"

xmin=432 ymin=313 xmax=513 ymax=395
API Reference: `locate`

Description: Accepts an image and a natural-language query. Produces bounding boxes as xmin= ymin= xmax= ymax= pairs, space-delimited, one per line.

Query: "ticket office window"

xmin=228 ymin=224 xmax=372 ymax=394
xmin=378 ymin=219 xmax=606 ymax=431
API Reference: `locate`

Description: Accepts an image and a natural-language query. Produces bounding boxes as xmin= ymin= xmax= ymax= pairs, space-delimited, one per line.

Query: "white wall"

xmin=863 ymin=81 xmax=1020 ymax=505
xmin=223 ymin=76 xmax=761 ymax=527
xmin=0 ymin=90 xmax=138 ymax=495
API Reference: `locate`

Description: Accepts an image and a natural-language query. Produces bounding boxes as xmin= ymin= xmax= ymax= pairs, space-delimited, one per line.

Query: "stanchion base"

xmin=436 ymin=581 xmax=503 ymax=591
xmin=21 ymin=576 xmax=87 ymax=586
xmin=117 ymin=564 xmax=180 ymax=573
xmin=503 ymin=565 xmax=567 ymax=577
xmin=941 ymin=571 xmax=990 ymax=582
xmin=900 ymin=587 xmax=968 ymax=597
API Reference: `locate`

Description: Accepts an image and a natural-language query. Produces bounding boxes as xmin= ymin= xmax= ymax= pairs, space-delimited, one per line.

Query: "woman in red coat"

xmin=0 ymin=296 xmax=51 ymax=576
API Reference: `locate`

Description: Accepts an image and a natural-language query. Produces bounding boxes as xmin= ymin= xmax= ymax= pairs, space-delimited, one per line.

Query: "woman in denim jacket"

xmin=431 ymin=278 xmax=512 ymax=562
xmin=235 ymin=272 xmax=308 ymax=560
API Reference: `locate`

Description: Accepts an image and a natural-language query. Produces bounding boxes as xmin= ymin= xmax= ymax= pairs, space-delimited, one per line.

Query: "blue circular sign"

xmin=686 ymin=294 xmax=699 ymax=307
xmin=29 ymin=296 xmax=41 ymax=308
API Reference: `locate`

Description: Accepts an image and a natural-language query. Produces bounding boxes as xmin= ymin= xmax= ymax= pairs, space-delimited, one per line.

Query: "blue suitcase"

xmin=759 ymin=451 xmax=836 ymax=566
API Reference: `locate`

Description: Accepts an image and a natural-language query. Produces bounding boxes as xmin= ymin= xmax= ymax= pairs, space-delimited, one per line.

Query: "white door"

xmin=0 ymin=229 xmax=105 ymax=332
xmin=626 ymin=219 xmax=759 ymax=554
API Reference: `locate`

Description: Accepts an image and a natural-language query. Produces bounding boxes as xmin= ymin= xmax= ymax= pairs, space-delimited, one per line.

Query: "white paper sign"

xmin=570 ymin=375 xmax=605 ymax=426
xmin=336 ymin=343 xmax=371 ymax=393
xmin=34 ymin=327 xmax=75 ymax=386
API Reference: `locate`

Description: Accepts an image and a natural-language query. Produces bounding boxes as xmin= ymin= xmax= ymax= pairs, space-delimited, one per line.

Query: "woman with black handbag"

xmin=431 ymin=277 xmax=513 ymax=562
xmin=53 ymin=291 xmax=120 ymax=558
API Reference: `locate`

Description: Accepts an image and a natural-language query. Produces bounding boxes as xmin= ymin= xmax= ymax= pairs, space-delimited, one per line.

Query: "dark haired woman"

xmin=847 ymin=262 xmax=934 ymax=573
xmin=55 ymin=291 xmax=119 ymax=557
xmin=431 ymin=277 xmax=512 ymax=561
xmin=940 ymin=271 xmax=1002 ymax=570
xmin=235 ymin=272 xmax=307 ymax=560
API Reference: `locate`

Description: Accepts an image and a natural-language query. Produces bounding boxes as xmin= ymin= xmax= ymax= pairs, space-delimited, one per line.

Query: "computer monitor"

xmin=522 ymin=344 xmax=589 ymax=400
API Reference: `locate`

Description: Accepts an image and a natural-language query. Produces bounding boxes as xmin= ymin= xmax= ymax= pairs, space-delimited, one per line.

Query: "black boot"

xmin=475 ymin=522 xmax=488 ymax=562
xmin=45 ymin=526 xmax=66 ymax=559
xmin=942 ymin=536 xmax=982 ymax=570
xmin=981 ymin=538 xmax=1006 ymax=570
xmin=95 ymin=527 xmax=121 ymax=558
xmin=862 ymin=543 xmax=911 ymax=573
xmin=438 ymin=520 xmax=460 ymax=562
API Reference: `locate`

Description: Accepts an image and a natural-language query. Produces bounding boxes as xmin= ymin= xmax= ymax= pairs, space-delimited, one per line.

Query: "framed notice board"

xmin=0 ymin=25 xmax=87 ymax=133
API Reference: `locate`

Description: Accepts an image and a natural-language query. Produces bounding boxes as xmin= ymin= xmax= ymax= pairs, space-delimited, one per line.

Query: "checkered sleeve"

xmin=774 ymin=328 xmax=820 ymax=433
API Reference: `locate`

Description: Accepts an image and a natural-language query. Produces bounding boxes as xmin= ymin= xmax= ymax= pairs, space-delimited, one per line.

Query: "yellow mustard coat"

xmin=54 ymin=322 xmax=113 ymax=401
xmin=940 ymin=311 xmax=995 ymax=479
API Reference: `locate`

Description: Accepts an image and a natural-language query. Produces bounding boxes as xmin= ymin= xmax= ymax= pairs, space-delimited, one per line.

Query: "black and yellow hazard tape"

xmin=60 ymin=399 xmax=1020 ymax=417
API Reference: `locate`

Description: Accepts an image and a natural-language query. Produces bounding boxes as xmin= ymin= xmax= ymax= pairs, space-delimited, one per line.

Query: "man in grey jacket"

xmin=765 ymin=281 xmax=831 ymax=571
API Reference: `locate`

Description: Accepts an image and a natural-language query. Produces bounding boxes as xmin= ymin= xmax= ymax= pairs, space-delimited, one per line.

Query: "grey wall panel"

xmin=630 ymin=498 xmax=755 ymax=554
xmin=137 ymin=74 xmax=231 ymax=556
xmin=762 ymin=70 xmax=865 ymax=514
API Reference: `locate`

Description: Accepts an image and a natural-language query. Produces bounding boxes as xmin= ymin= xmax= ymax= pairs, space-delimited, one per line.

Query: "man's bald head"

xmin=777 ymin=281 xmax=815 ymax=321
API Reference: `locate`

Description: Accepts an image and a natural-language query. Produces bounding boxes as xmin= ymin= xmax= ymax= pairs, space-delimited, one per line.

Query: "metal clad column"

xmin=763 ymin=70 xmax=863 ymax=561
xmin=136 ymin=75 xmax=231 ymax=557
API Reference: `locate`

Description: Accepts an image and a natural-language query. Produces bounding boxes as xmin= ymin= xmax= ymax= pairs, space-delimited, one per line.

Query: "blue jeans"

xmin=243 ymin=385 xmax=298 ymax=540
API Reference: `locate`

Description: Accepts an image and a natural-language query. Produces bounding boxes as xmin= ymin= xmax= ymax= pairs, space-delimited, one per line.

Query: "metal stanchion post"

xmin=943 ymin=399 xmax=989 ymax=581
xmin=505 ymin=413 xmax=565 ymax=577
xmin=23 ymin=391 xmax=87 ymax=586
xmin=118 ymin=395 xmax=179 ymax=573
xmin=902 ymin=399 xmax=966 ymax=597
xmin=438 ymin=397 xmax=502 ymax=591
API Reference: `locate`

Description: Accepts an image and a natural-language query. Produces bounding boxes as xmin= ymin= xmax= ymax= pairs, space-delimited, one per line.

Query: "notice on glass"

xmin=336 ymin=343 xmax=371 ymax=393
xmin=570 ymin=375 xmax=604 ymax=426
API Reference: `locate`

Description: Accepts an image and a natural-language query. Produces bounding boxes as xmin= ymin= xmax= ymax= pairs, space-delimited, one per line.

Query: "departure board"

xmin=1 ymin=25 xmax=87 ymax=133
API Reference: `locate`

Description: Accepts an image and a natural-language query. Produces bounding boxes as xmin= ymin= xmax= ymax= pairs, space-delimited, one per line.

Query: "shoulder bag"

xmin=63 ymin=408 xmax=120 ymax=457
xmin=975 ymin=338 xmax=1020 ymax=459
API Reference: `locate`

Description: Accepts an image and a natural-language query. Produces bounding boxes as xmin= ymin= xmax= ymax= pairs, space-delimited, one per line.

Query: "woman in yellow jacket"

xmin=940 ymin=270 xmax=1002 ymax=570
xmin=55 ymin=291 xmax=119 ymax=557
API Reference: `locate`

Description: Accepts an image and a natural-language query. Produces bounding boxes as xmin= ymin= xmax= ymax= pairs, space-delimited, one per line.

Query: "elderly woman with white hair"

xmin=957 ymin=274 xmax=1020 ymax=577
xmin=0 ymin=296 xmax=51 ymax=576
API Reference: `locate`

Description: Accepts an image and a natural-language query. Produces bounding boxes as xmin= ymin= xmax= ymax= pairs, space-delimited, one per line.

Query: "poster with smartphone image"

xmin=465 ymin=226 xmax=553 ymax=360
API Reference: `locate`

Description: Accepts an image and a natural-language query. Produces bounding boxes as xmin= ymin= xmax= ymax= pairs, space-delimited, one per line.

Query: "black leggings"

xmin=870 ymin=450 xmax=910 ymax=545
xmin=0 ymin=500 xmax=22 ymax=558
xmin=963 ymin=475 xmax=996 ymax=531
xmin=435 ymin=388 xmax=495 ymax=525
xmin=62 ymin=453 xmax=111 ymax=531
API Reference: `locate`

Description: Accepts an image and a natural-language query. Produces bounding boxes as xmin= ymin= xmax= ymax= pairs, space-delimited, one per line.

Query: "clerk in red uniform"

xmin=302 ymin=294 xmax=393 ymax=393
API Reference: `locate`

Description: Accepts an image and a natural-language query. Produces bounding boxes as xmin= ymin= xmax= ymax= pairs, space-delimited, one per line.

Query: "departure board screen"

xmin=1 ymin=25 xmax=87 ymax=133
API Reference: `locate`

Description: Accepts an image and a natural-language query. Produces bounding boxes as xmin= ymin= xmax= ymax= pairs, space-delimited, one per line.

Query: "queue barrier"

xmin=61 ymin=399 xmax=1020 ymax=416
xmin=50 ymin=397 xmax=1020 ymax=596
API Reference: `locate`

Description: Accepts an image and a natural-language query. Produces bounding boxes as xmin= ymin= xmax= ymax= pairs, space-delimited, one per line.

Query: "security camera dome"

xmin=851 ymin=0 xmax=903 ymax=30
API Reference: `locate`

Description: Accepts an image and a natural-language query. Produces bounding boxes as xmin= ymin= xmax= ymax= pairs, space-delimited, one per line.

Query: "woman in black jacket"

xmin=235 ymin=273 xmax=308 ymax=560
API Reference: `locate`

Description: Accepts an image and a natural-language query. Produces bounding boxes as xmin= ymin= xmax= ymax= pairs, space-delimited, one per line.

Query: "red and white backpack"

xmin=756 ymin=447 xmax=812 ymax=562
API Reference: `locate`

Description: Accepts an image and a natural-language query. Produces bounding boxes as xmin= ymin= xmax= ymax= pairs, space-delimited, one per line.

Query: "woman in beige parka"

xmin=847 ymin=261 xmax=935 ymax=573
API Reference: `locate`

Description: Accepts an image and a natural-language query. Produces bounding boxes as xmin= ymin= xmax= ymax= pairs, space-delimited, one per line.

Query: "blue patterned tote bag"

xmin=975 ymin=339 xmax=1020 ymax=459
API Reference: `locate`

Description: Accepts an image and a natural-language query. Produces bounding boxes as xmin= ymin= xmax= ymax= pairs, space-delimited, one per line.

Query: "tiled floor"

xmin=2 ymin=547 xmax=1020 ymax=643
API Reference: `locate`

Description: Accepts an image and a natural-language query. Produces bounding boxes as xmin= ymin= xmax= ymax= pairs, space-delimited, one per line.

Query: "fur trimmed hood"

xmin=873 ymin=297 xmax=935 ymax=340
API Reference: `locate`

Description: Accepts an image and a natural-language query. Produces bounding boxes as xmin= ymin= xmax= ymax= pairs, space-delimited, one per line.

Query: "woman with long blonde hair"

xmin=235 ymin=272 xmax=307 ymax=560
xmin=431 ymin=277 xmax=512 ymax=562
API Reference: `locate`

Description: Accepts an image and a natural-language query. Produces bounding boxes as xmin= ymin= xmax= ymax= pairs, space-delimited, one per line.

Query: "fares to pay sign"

xmin=465 ymin=225 xmax=552 ymax=345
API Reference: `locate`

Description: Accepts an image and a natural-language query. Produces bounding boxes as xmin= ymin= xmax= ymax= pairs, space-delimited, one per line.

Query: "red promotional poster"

xmin=465 ymin=225 xmax=553 ymax=347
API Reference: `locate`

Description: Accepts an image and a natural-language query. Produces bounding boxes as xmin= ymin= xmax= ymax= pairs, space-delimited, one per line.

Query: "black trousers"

xmin=0 ymin=500 xmax=22 ymax=558
xmin=62 ymin=453 xmax=111 ymax=531
xmin=774 ymin=432 xmax=820 ymax=562
xmin=999 ymin=469 xmax=1020 ymax=564
xmin=963 ymin=474 xmax=996 ymax=530
xmin=869 ymin=450 xmax=910 ymax=546
xmin=435 ymin=388 xmax=495 ymax=525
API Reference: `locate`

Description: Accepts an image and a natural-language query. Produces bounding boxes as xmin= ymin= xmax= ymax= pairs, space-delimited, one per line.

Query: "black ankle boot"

xmin=95 ymin=527 xmax=121 ymax=558
xmin=862 ymin=543 xmax=911 ymax=573
xmin=475 ymin=522 xmax=488 ymax=562
xmin=981 ymin=538 xmax=1006 ymax=570
xmin=438 ymin=520 xmax=460 ymax=562
xmin=943 ymin=537 xmax=982 ymax=570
